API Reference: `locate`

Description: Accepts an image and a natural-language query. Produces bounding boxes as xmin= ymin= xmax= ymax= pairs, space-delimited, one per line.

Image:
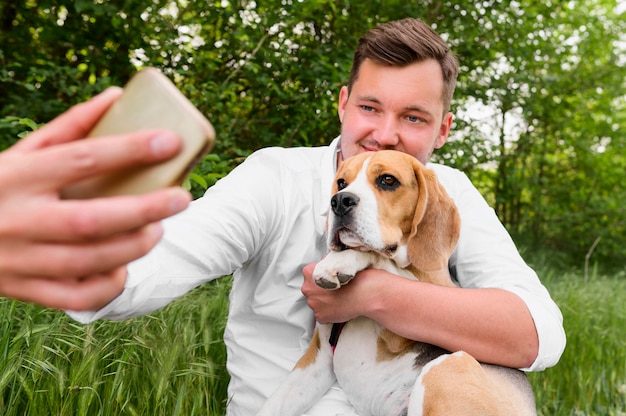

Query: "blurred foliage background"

xmin=1 ymin=0 xmax=625 ymax=269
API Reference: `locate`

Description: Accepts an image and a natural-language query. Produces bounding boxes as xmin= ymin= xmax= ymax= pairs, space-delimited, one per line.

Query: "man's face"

xmin=337 ymin=58 xmax=453 ymax=165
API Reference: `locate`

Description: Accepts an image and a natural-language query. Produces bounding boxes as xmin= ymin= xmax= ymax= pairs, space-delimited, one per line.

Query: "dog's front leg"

xmin=256 ymin=324 xmax=336 ymax=416
xmin=313 ymin=250 xmax=378 ymax=289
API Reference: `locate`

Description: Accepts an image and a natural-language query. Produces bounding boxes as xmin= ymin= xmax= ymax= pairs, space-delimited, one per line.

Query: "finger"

xmin=0 ymin=268 xmax=126 ymax=311
xmin=11 ymin=87 xmax=124 ymax=152
xmin=301 ymin=262 xmax=318 ymax=296
xmin=3 ymin=188 xmax=190 ymax=241
xmin=0 ymin=223 xmax=164 ymax=279
xmin=302 ymin=262 xmax=317 ymax=279
xmin=9 ymin=130 xmax=182 ymax=193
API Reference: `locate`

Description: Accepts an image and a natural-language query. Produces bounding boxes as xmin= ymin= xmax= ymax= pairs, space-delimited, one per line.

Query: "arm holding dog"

xmin=303 ymin=268 xmax=538 ymax=369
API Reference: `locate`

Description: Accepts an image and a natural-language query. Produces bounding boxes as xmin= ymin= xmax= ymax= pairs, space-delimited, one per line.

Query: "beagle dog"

xmin=257 ymin=150 xmax=536 ymax=416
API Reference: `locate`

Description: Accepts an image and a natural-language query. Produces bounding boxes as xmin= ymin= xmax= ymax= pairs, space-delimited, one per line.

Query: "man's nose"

xmin=374 ymin=116 xmax=400 ymax=147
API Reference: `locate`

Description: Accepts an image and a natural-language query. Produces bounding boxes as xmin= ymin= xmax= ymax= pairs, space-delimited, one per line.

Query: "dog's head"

xmin=327 ymin=150 xmax=460 ymax=272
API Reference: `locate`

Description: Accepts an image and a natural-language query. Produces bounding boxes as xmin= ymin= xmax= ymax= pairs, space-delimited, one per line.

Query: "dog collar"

xmin=329 ymin=322 xmax=346 ymax=354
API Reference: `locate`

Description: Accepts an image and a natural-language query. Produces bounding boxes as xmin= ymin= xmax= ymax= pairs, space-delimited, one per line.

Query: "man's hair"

xmin=348 ymin=18 xmax=459 ymax=113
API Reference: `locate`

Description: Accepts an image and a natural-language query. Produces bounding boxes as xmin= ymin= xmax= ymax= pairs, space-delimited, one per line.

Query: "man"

xmin=70 ymin=18 xmax=565 ymax=415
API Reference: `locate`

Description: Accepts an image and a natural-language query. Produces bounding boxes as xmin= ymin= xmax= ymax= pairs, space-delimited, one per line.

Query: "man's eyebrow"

xmin=356 ymin=95 xmax=381 ymax=104
xmin=405 ymin=104 xmax=433 ymax=116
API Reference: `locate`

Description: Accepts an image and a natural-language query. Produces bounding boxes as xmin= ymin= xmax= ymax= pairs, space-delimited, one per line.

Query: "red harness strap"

xmin=329 ymin=322 xmax=346 ymax=354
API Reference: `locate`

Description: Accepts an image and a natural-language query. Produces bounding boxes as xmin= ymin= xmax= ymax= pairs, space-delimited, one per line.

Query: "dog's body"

xmin=257 ymin=150 xmax=536 ymax=416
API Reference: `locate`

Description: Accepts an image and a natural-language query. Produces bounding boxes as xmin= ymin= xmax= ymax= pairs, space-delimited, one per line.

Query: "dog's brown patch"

xmin=294 ymin=329 xmax=321 ymax=369
xmin=376 ymin=329 xmax=418 ymax=361
xmin=421 ymin=352 xmax=509 ymax=416
xmin=376 ymin=329 xmax=449 ymax=365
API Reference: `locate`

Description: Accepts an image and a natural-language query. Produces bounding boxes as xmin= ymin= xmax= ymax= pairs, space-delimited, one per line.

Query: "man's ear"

xmin=407 ymin=161 xmax=460 ymax=272
xmin=435 ymin=112 xmax=454 ymax=149
xmin=338 ymin=86 xmax=349 ymax=123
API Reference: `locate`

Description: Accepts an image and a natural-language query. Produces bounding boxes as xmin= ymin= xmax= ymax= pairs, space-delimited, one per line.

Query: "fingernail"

xmin=150 ymin=133 xmax=180 ymax=157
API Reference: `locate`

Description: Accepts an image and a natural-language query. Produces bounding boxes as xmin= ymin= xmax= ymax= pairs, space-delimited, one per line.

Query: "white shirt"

xmin=69 ymin=138 xmax=565 ymax=416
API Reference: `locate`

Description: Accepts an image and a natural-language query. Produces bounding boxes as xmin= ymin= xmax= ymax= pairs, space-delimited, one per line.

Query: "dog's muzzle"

xmin=329 ymin=191 xmax=365 ymax=251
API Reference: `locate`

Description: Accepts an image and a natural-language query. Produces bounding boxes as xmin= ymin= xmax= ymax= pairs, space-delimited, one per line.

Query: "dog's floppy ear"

xmin=408 ymin=162 xmax=460 ymax=272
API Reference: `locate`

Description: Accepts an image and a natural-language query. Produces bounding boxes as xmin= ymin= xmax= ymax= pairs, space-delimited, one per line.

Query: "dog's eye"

xmin=337 ymin=178 xmax=348 ymax=190
xmin=376 ymin=175 xmax=400 ymax=191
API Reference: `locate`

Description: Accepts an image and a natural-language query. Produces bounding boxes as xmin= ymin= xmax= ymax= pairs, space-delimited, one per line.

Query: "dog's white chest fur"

xmin=326 ymin=318 xmax=419 ymax=415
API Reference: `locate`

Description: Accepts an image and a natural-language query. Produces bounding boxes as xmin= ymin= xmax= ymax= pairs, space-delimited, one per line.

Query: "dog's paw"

xmin=313 ymin=263 xmax=354 ymax=289
xmin=312 ymin=251 xmax=368 ymax=290
xmin=313 ymin=268 xmax=354 ymax=290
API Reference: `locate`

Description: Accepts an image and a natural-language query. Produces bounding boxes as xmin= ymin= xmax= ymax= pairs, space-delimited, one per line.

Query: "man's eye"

xmin=407 ymin=115 xmax=424 ymax=123
xmin=376 ymin=175 xmax=400 ymax=190
xmin=337 ymin=178 xmax=348 ymax=190
xmin=361 ymin=105 xmax=374 ymax=112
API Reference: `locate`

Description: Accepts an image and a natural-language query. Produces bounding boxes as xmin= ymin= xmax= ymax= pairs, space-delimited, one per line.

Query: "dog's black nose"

xmin=331 ymin=192 xmax=359 ymax=217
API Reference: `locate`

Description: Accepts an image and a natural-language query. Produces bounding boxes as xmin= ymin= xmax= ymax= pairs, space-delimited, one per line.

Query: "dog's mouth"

xmin=330 ymin=227 xmax=399 ymax=257
xmin=331 ymin=228 xmax=365 ymax=251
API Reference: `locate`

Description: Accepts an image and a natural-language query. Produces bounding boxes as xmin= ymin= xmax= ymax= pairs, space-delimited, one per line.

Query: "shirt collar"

xmin=318 ymin=136 xmax=341 ymax=216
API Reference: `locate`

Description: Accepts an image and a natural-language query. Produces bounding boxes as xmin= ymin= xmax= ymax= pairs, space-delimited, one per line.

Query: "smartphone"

xmin=61 ymin=67 xmax=215 ymax=199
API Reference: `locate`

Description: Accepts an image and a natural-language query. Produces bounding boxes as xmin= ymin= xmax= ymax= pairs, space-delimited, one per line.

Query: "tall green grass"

xmin=529 ymin=267 xmax=626 ymax=415
xmin=1 ymin=268 xmax=625 ymax=415
xmin=0 ymin=279 xmax=231 ymax=415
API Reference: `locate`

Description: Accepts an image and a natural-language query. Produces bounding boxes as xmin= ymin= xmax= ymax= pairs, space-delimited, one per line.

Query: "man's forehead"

xmin=351 ymin=59 xmax=445 ymax=113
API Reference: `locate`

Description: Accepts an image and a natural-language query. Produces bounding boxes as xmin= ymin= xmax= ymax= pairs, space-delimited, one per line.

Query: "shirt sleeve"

xmin=433 ymin=165 xmax=566 ymax=372
xmin=68 ymin=149 xmax=287 ymax=324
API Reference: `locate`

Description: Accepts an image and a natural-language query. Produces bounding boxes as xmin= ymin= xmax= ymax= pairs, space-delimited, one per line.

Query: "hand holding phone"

xmin=61 ymin=68 xmax=215 ymax=199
